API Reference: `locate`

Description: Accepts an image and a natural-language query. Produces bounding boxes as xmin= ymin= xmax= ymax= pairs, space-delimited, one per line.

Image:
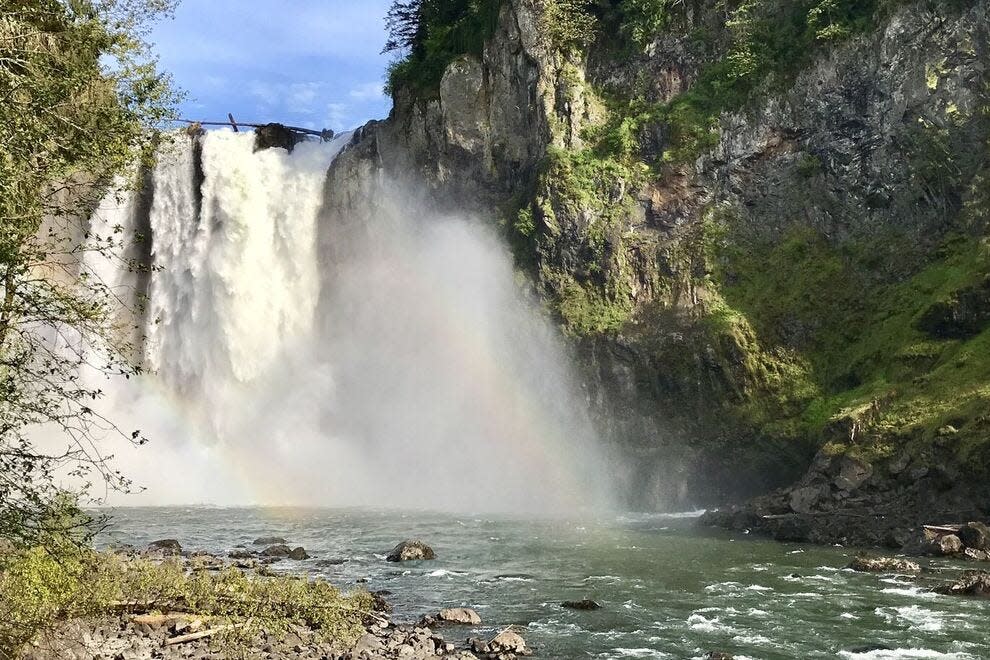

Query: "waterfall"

xmin=92 ymin=129 xmax=614 ymax=513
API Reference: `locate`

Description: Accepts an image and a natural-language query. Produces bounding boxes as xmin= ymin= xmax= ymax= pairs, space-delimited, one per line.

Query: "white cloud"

xmin=349 ymin=81 xmax=385 ymax=101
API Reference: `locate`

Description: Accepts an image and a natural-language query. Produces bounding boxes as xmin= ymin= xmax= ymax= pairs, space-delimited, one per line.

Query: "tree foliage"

xmin=383 ymin=0 xmax=503 ymax=96
xmin=0 ymin=0 xmax=179 ymax=547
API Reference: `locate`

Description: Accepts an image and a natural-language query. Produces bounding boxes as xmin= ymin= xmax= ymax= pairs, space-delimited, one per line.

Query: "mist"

xmin=87 ymin=131 xmax=617 ymax=514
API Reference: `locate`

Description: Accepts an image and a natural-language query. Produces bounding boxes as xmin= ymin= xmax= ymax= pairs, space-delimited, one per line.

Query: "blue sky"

xmin=150 ymin=0 xmax=395 ymax=132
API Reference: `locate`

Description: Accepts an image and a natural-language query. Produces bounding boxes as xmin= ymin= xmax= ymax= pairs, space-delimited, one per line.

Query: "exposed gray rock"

xmin=488 ymin=629 xmax=531 ymax=656
xmin=561 ymin=599 xmax=603 ymax=610
xmin=386 ymin=540 xmax=435 ymax=562
xmin=260 ymin=544 xmax=293 ymax=558
xmin=936 ymin=570 xmax=990 ymax=597
xmin=960 ymin=521 xmax=990 ymax=550
xmin=147 ymin=539 xmax=181 ymax=555
xmin=253 ymin=536 xmax=288 ymax=545
xmin=936 ymin=534 xmax=964 ymax=556
xmin=288 ymin=546 xmax=310 ymax=560
xmin=847 ymin=554 xmax=921 ymax=573
xmin=437 ymin=607 xmax=482 ymax=625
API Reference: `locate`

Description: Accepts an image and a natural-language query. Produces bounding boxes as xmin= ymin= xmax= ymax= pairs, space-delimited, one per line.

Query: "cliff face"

xmin=323 ymin=0 xmax=990 ymax=522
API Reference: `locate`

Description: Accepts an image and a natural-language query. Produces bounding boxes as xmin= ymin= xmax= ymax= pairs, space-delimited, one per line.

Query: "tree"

xmin=0 ymin=0 xmax=179 ymax=547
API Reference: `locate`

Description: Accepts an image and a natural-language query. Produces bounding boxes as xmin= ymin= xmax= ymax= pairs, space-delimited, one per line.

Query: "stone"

xmin=252 ymin=536 xmax=287 ymax=546
xmin=963 ymin=547 xmax=989 ymax=562
xmin=959 ymin=522 xmax=990 ymax=550
xmin=489 ymin=629 xmax=530 ymax=655
xmin=936 ymin=571 xmax=990 ymax=597
xmin=386 ymin=540 xmax=435 ymax=562
xmin=847 ymin=554 xmax=921 ymax=573
xmin=288 ymin=546 xmax=310 ymax=560
xmin=705 ymin=653 xmax=735 ymax=660
xmin=789 ymin=485 xmax=825 ymax=514
xmin=437 ymin=607 xmax=481 ymax=625
xmin=561 ymin=599 xmax=603 ymax=610
xmin=260 ymin=544 xmax=293 ymax=557
xmin=935 ymin=534 xmax=964 ymax=556
xmin=253 ymin=123 xmax=303 ymax=153
xmin=228 ymin=549 xmax=254 ymax=559
xmin=832 ymin=457 xmax=873 ymax=492
xmin=147 ymin=539 xmax=181 ymax=555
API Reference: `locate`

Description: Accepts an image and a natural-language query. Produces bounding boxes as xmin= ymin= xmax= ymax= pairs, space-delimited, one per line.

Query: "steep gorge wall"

xmin=323 ymin=0 xmax=990 ymax=517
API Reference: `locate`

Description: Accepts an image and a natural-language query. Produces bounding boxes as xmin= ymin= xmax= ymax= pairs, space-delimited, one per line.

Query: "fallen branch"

xmin=165 ymin=624 xmax=241 ymax=646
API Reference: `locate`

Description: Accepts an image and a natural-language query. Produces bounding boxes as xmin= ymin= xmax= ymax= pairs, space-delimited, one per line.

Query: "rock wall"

xmin=322 ymin=0 xmax=990 ymax=518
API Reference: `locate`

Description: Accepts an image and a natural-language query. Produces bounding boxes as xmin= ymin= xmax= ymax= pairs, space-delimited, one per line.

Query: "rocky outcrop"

xmin=322 ymin=0 xmax=990 ymax=518
xmin=386 ymin=540 xmax=435 ymax=562
xmin=847 ymin=555 xmax=921 ymax=573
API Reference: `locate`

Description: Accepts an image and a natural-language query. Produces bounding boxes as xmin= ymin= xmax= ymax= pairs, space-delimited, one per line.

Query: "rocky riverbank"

xmin=13 ymin=538 xmax=534 ymax=660
xmin=699 ymin=451 xmax=990 ymax=552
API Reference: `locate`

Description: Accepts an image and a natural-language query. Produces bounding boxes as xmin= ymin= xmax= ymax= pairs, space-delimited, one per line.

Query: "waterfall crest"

xmin=92 ymin=130 xmax=615 ymax=513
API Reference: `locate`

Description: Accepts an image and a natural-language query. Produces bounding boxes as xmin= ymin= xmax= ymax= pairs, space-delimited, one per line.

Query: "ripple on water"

xmin=838 ymin=650 xmax=976 ymax=659
xmin=876 ymin=605 xmax=944 ymax=632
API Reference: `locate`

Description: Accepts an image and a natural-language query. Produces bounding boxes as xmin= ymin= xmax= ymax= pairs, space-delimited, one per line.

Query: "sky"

xmin=149 ymin=0 xmax=395 ymax=133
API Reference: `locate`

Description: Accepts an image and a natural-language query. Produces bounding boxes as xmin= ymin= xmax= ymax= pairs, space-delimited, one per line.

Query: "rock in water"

xmin=489 ymin=629 xmax=531 ymax=655
xmin=147 ymin=539 xmax=181 ymax=555
xmin=960 ymin=522 xmax=990 ymax=550
xmin=253 ymin=123 xmax=302 ymax=152
xmin=561 ymin=599 xmax=603 ymax=610
xmin=260 ymin=544 xmax=293 ymax=557
xmin=253 ymin=536 xmax=287 ymax=546
xmin=963 ymin=547 xmax=989 ymax=562
xmin=936 ymin=571 xmax=990 ymax=597
xmin=847 ymin=554 xmax=921 ymax=573
xmin=705 ymin=653 xmax=735 ymax=660
xmin=936 ymin=534 xmax=964 ymax=556
xmin=437 ymin=607 xmax=482 ymax=625
xmin=386 ymin=540 xmax=435 ymax=562
xmin=288 ymin=547 xmax=309 ymax=560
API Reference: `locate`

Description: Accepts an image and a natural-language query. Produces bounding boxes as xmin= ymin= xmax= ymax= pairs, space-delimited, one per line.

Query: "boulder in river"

xmin=963 ymin=547 xmax=989 ymax=562
xmin=288 ymin=546 xmax=310 ymax=560
xmin=253 ymin=536 xmax=287 ymax=546
xmin=260 ymin=544 xmax=293 ymax=557
xmin=959 ymin=522 xmax=990 ymax=551
xmin=561 ymin=599 xmax=603 ymax=610
xmin=437 ymin=607 xmax=482 ymax=625
xmin=489 ymin=628 xmax=531 ymax=655
xmin=147 ymin=539 xmax=181 ymax=555
xmin=228 ymin=549 xmax=254 ymax=559
xmin=935 ymin=570 xmax=990 ymax=597
xmin=935 ymin=534 xmax=964 ymax=556
xmin=847 ymin=554 xmax=921 ymax=573
xmin=705 ymin=653 xmax=734 ymax=660
xmin=386 ymin=540 xmax=435 ymax=562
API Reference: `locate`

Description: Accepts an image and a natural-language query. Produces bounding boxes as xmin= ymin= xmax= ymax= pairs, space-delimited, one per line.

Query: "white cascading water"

xmin=90 ymin=129 xmax=614 ymax=513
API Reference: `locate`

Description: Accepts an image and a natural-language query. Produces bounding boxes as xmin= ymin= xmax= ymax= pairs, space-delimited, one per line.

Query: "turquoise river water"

xmin=98 ymin=508 xmax=989 ymax=659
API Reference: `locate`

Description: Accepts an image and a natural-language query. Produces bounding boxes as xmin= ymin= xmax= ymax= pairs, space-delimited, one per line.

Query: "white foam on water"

xmin=838 ymin=650 xmax=974 ymax=659
xmin=876 ymin=605 xmax=945 ymax=632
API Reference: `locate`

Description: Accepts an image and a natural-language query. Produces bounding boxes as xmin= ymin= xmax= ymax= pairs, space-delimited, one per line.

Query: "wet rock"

xmin=253 ymin=123 xmax=303 ymax=153
xmin=962 ymin=547 xmax=989 ymax=562
xmin=260 ymin=544 xmax=293 ymax=558
xmin=789 ymin=485 xmax=825 ymax=514
xmin=959 ymin=522 xmax=990 ymax=551
xmin=935 ymin=534 xmax=964 ymax=556
xmin=386 ymin=540 xmax=435 ymax=562
xmin=437 ymin=607 xmax=482 ymax=625
xmin=253 ymin=536 xmax=288 ymax=546
xmin=561 ymin=599 xmax=602 ymax=610
xmin=832 ymin=457 xmax=873 ymax=492
xmin=228 ymin=549 xmax=254 ymax=559
xmin=705 ymin=653 xmax=734 ymax=660
xmin=935 ymin=570 xmax=990 ymax=597
xmin=488 ymin=629 xmax=530 ymax=656
xmin=847 ymin=645 xmax=893 ymax=654
xmin=847 ymin=554 xmax=921 ymax=573
xmin=317 ymin=558 xmax=349 ymax=566
xmin=147 ymin=539 xmax=181 ymax=555
xmin=288 ymin=546 xmax=310 ymax=560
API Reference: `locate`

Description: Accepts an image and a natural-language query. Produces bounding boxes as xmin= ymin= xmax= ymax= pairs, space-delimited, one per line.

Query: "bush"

xmin=0 ymin=548 xmax=374 ymax=658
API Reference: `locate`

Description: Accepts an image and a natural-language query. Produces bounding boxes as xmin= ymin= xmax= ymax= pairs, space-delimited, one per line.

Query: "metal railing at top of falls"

xmin=174 ymin=113 xmax=336 ymax=141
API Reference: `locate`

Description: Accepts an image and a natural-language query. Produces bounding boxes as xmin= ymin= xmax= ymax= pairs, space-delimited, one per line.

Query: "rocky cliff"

xmin=322 ymin=0 xmax=990 ymax=540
